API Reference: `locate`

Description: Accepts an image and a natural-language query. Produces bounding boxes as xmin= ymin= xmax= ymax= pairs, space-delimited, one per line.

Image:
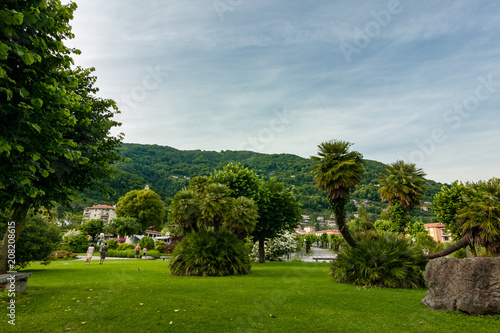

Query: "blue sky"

xmin=66 ymin=0 xmax=500 ymax=184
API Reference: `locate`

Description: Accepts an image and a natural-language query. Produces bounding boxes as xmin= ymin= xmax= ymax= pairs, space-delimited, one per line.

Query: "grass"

xmin=1 ymin=260 xmax=499 ymax=332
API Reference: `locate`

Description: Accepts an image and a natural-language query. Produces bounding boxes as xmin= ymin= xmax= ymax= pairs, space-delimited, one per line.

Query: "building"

xmin=83 ymin=205 xmax=116 ymax=224
xmin=424 ymin=222 xmax=451 ymax=243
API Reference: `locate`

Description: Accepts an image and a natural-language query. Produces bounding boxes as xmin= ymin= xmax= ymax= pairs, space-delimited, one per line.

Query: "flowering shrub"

xmin=62 ymin=229 xmax=81 ymax=243
xmin=251 ymin=231 xmax=298 ymax=261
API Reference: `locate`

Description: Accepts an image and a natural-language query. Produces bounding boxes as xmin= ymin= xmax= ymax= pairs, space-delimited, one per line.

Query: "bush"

xmin=0 ymin=214 xmax=61 ymax=268
xmin=170 ymin=228 xmax=251 ymax=276
xmin=330 ymin=232 xmax=427 ymax=289
xmin=139 ymin=236 xmax=155 ymax=250
xmin=155 ymin=240 xmax=167 ymax=252
xmin=106 ymin=239 xmax=118 ymax=250
xmin=51 ymin=251 xmax=77 ymax=259
xmin=68 ymin=234 xmax=90 ymax=253
xmin=106 ymin=249 xmax=135 ymax=258
xmin=144 ymin=249 xmax=161 ymax=259
xmin=117 ymin=243 xmax=135 ymax=251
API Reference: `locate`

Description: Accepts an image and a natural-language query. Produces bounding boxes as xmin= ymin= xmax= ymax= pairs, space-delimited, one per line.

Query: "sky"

xmin=65 ymin=0 xmax=500 ymax=184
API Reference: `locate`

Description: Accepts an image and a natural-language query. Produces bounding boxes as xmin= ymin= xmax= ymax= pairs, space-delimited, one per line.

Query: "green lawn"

xmin=1 ymin=260 xmax=499 ymax=332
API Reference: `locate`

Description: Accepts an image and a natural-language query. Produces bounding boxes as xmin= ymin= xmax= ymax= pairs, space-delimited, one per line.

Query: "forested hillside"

xmin=75 ymin=143 xmax=445 ymax=220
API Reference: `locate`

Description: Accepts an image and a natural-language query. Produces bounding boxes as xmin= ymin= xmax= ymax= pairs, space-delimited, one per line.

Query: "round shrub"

xmin=139 ymin=236 xmax=155 ymax=250
xmin=330 ymin=232 xmax=427 ymax=289
xmin=68 ymin=234 xmax=90 ymax=253
xmin=107 ymin=239 xmax=118 ymax=250
xmin=154 ymin=240 xmax=167 ymax=252
xmin=117 ymin=243 xmax=135 ymax=251
xmin=169 ymin=228 xmax=251 ymax=276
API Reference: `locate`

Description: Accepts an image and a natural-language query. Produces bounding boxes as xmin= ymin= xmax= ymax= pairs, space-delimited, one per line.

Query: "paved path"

xmin=75 ymin=255 xmax=138 ymax=261
xmin=302 ymin=247 xmax=337 ymax=262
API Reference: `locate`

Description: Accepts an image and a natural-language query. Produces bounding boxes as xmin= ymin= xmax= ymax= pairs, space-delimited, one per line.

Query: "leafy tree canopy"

xmin=115 ymin=189 xmax=165 ymax=232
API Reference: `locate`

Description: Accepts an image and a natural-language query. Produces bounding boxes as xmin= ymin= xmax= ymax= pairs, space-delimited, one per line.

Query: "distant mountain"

xmin=79 ymin=143 xmax=445 ymax=219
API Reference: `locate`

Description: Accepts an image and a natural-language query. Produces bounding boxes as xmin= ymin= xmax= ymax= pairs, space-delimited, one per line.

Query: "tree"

xmin=79 ymin=219 xmax=104 ymax=238
xmin=139 ymin=236 xmax=155 ymax=250
xmin=311 ymin=140 xmax=364 ymax=248
xmin=427 ymin=178 xmax=500 ymax=259
xmin=0 ymin=1 xmax=123 ymax=273
xmin=115 ymin=189 xmax=166 ymax=232
xmin=0 ymin=212 xmax=60 ymax=268
xmin=211 ymin=163 xmax=301 ymax=263
xmin=105 ymin=217 xmax=142 ymax=238
xmin=378 ymin=160 xmax=427 ymax=212
xmin=431 ymin=182 xmax=468 ymax=240
xmin=251 ymin=178 xmax=301 ymax=263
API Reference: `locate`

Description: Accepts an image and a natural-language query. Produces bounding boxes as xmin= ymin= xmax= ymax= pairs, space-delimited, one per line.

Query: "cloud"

xmin=68 ymin=0 xmax=500 ymax=184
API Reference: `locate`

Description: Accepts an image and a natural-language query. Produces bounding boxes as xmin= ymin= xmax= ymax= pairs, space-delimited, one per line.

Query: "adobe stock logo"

xmin=213 ymin=0 xmax=242 ymax=21
xmin=237 ymin=108 xmax=293 ymax=151
xmin=403 ymin=74 xmax=499 ymax=165
xmin=339 ymin=0 xmax=403 ymax=63
xmin=119 ymin=66 xmax=163 ymax=113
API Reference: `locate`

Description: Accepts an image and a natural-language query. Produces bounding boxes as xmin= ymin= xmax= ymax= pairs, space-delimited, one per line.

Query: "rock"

xmin=0 ymin=272 xmax=33 ymax=293
xmin=421 ymin=257 xmax=500 ymax=315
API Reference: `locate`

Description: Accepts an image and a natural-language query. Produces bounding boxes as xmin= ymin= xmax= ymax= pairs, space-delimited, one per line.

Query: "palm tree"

xmin=311 ymin=140 xmax=364 ymax=247
xmin=199 ymin=183 xmax=233 ymax=238
xmin=456 ymin=179 xmax=500 ymax=255
xmin=378 ymin=160 xmax=427 ymax=212
xmin=426 ymin=178 xmax=500 ymax=259
xmin=224 ymin=196 xmax=259 ymax=239
xmin=170 ymin=189 xmax=201 ymax=232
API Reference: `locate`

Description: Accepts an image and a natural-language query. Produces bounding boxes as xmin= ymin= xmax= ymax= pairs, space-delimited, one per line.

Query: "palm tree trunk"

xmin=0 ymin=205 xmax=30 ymax=274
xmin=335 ymin=209 xmax=357 ymax=248
xmin=424 ymin=236 xmax=469 ymax=259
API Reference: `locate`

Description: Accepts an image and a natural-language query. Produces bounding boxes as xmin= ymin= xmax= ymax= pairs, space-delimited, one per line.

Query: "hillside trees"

xmin=0 ymin=1 xmax=123 ymax=273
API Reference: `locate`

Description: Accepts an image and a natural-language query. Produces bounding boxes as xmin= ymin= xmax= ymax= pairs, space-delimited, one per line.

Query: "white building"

xmin=83 ymin=205 xmax=117 ymax=224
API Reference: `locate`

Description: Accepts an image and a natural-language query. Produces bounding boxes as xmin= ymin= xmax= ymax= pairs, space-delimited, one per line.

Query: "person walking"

xmin=143 ymin=247 xmax=147 ymax=257
xmin=99 ymin=242 xmax=108 ymax=264
xmin=85 ymin=243 xmax=95 ymax=264
xmin=135 ymin=244 xmax=141 ymax=259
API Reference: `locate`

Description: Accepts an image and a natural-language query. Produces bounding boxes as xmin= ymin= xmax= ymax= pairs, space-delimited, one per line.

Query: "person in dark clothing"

xmin=99 ymin=242 xmax=108 ymax=265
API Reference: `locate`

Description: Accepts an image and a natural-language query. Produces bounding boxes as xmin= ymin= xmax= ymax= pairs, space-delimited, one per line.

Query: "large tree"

xmin=0 ymin=1 xmax=123 ymax=273
xmin=115 ymin=189 xmax=166 ymax=232
xmin=212 ymin=163 xmax=301 ymax=263
xmin=427 ymin=178 xmax=500 ymax=259
xmin=311 ymin=140 xmax=364 ymax=248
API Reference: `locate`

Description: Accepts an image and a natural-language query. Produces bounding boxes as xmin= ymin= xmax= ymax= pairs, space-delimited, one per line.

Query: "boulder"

xmin=421 ymin=257 xmax=500 ymax=315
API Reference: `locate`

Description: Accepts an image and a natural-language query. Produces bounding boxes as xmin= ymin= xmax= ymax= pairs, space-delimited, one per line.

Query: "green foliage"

xmin=116 ymin=189 xmax=166 ymax=232
xmin=117 ymin=243 xmax=136 ymax=251
xmin=68 ymin=234 xmax=89 ymax=253
xmin=378 ymin=160 xmax=427 ymax=212
xmin=330 ymin=232 xmax=427 ymax=289
xmin=406 ymin=221 xmax=426 ymax=239
xmin=387 ymin=203 xmax=412 ymax=233
xmin=431 ymin=181 xmax=467 ymax=239
xmin=0 ymin=1 xmax=123 ymax=272
xmin=251 ymin=231 xmax=298 ymax=261
xmin=106 ymin=239 xmax=118 ymax=250
xmin=154 ymin=240 xmax=167 ymax=252
xmin=0 ymin=213 xmax=60 ymax=268
xmin=311 ymin=140 xmax=364 ymax=248
xmin=169 ymin=228 xmax=251 ymax=276
xmin=139 ymin=236 xmax=155 ymax=250
xmin=78 ymin=219 xmax=104 ymax=237
xmin=105 ymin=217 xmax=142 ymax=237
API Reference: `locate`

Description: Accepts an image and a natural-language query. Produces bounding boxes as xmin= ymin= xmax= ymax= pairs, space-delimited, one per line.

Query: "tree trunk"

xmin=0 ymin=205 xmax=30 ymax=274
xmin=335 ymin=209 xmax=357 ymax=248
xmin=424 ymin=236 xmax=469 ymax=260
xmin=258 ymin=239 xmax=265 ymax=263
xmin=214 ymin=220 xmax=220 ymax=238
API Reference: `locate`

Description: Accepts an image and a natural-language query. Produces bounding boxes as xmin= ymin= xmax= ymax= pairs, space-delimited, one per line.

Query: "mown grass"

xmin=1 ymin=260 xmax=499 ymax=332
